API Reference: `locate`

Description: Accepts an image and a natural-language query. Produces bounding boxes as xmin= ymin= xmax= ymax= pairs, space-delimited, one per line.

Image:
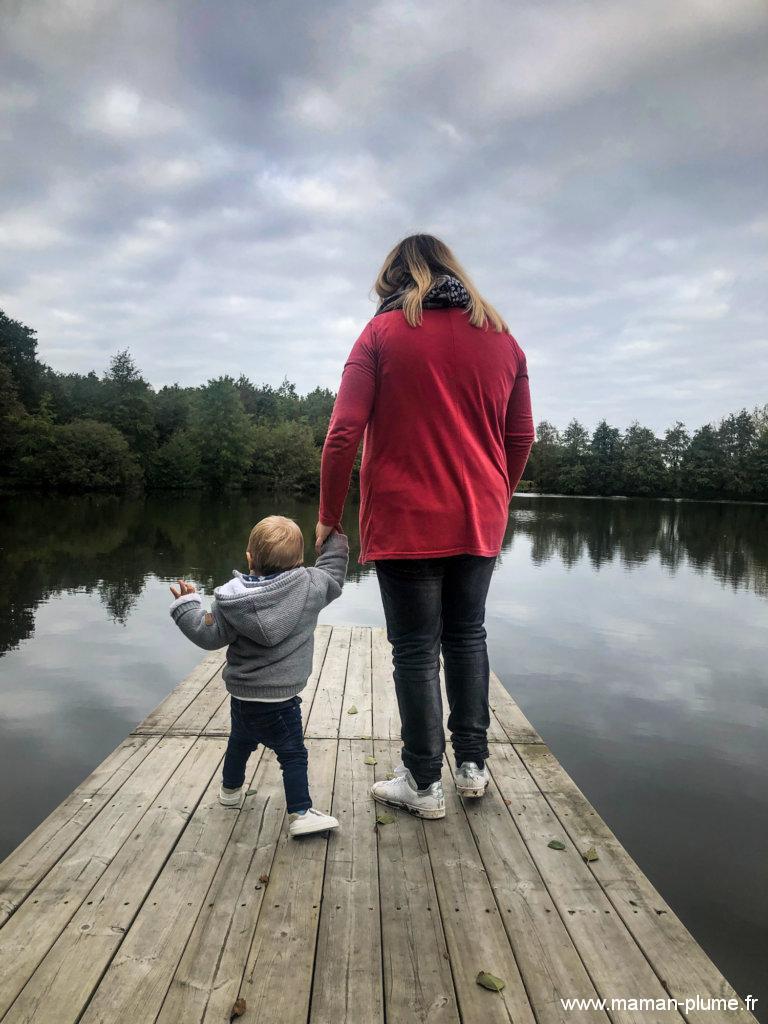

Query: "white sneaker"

xmin=455 ymin=761 xmax=490 ymax=798
xmin=288 ymin=807 xmax=339 ymax=838
xmin=370 ymin=766 xmax=445 ymax=819
xmin=219 ymin=784 xmax=245 ymax=808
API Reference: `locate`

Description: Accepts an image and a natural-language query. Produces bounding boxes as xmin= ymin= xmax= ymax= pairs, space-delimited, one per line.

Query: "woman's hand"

xmin=170 ymin=579 xmax=197 ymax=599
xmin=315 ymin=521 xmax=334 ymax=553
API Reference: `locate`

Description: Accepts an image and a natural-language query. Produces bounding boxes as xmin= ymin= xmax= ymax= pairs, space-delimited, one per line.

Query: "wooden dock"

xmin=0 ymin=625 xmax=755 ymax=1024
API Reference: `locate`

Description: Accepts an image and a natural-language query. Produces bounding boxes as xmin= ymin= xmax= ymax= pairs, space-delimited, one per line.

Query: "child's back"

xmin=170 ymin=529 xmax=348 ymax=701
xmin=169 ymin=517 xmax=349 ymax=837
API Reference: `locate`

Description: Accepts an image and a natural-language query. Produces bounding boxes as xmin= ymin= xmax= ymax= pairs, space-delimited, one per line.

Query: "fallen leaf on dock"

xmin=476 ymin=971 xmax=506 ymax=992
xmin=346 ymin=705 xmax=358 ymax=715
xmin=245 ymin=789 xmax=258 ymax=796
xmin=230 ymin=996 xmax=246 ymax=1020
xmin=259 ymin=873 xmax=269 ymax=884
xmin=364 ymin=755 xmax=377 ymax=765
xmin=376 ymin=811 xmax=395 ymax=825
xmin=547 ymin=839 xmax=566 ymax=850
xmin=583 ymin=846 xmax=599 ymax=862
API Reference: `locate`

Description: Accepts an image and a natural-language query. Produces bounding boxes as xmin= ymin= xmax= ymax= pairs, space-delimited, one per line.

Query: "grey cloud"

xmin=1 ymin=0 xmax=766 ymax=432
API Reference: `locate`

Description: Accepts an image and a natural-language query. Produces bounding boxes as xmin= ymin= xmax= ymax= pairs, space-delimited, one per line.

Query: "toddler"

xmin=169 ymin=515 xmax=348 ymax=837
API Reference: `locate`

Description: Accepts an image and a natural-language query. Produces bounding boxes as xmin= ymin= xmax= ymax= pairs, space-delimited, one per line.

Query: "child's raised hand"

xmin=170 ymin=579 xmax=197 ymax=599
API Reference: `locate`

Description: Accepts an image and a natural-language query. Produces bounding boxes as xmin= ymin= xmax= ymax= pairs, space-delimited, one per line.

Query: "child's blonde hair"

xmin=247 ymin=516 xmax=304 ymax=576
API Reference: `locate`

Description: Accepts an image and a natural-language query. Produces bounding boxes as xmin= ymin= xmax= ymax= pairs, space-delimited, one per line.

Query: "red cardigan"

xmin=319 ymin=308 xmax=535 ymax=563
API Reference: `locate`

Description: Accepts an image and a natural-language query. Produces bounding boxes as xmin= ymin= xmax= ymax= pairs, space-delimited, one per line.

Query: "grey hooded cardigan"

xmin=169 ymin=531 xmax=349 ymax=700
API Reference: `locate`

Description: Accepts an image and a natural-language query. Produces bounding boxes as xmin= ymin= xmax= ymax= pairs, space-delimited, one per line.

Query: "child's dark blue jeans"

xmin=222 ymin=695 xmax=311 ymax=814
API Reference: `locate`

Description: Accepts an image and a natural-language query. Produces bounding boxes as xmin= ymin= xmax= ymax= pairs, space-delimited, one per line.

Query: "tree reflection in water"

xmin=1 ymin=492 xmax=766 ymax=657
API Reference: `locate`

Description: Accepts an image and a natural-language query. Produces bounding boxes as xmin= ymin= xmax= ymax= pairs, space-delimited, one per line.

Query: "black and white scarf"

xmin=375 ymin=274 xmax=470 ymax=317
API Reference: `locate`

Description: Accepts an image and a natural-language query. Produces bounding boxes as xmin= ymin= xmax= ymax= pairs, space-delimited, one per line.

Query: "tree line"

xmin=526 ymin=412 xmax=768 ymax=501
xmin=1 ymin=309 xmax=335 ymax=493
xmin=2 ymin=308 xmax=766 ymax=499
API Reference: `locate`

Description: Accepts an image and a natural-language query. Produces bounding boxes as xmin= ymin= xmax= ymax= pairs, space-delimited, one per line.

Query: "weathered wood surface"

xmin=0 ymin=625 xmax=754 ymax=1024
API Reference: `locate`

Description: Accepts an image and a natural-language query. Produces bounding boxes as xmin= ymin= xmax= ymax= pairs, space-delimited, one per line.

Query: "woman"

xmin=316 ymin=234 xmax=534 ymax=819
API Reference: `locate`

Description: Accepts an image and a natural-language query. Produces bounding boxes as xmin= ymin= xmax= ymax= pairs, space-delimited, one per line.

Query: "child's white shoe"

xmin=219 ymin=784 xmax=245 ymax=808
xmin=289 ymin=807 xmax=339 ymax=837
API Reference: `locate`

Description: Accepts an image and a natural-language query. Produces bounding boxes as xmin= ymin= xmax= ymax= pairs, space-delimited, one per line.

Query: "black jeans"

xmin=222 ymin=695 xmax=311 ymax=814
xmin=375 ymin=554 xmax=496 ymax=787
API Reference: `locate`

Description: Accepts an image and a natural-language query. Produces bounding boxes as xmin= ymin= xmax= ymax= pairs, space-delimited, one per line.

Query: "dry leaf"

xmin=476 ymin=971 xmax=506 ymax=992
xmin=547 ymin=839 xmax=566 ymax=851
xmin=364 ymin=755 xmax=377 ymax=765
xmin=376 ymin=811 xmax=395 ymax=826
xmin=230 ymin=996 xmax=246 ymax=1020
xmin=259 ymin=873 xmax=269 ymax=884
xmin=582 ymin=846 xmax=599 ymax=863
xmin=346 ymin=705 xmax=358 ymax=715
xmin=245 ymin=789 xmax=258 ymax=796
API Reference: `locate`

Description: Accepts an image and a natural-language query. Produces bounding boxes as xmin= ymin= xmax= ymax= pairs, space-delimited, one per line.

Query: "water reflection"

xmin=1 ymin=493 xmax=765 ymax=657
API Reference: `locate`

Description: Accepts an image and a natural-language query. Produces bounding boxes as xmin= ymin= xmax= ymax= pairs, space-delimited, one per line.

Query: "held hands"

xmin=170 ymin=580 xmax=197 ymax=600
xmin=315 ymin=521 xmax=334 ymax=554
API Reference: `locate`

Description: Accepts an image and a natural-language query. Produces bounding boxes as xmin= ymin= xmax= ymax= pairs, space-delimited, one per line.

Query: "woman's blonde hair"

xmin=247 ymin=515 xmax=304 ymax=575
xmin=374 ymin=234 xmax=508 ymax=332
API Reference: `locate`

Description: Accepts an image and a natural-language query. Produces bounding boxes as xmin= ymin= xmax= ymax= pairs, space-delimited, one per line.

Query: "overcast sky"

xmin=1 ymin=0 xmax=767 ymax=431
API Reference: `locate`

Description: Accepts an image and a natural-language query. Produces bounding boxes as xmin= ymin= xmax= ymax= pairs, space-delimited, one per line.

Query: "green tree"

xmin=148 ymin=429 xmax=202 ymax=489
xmin=681 ymin=424 xmax=724 ymax=498
xmin=0 ymin=309 xmax=45 ymax=409
xmin=44 ymin=370 xmax=104 ymax=424
xmin=0 ymin=364 xmax=27 ymax=475
xmin=102 ymin=350 xmax=156 ymax=466
xmin=527 ymin=421 xmax=562 ymax=492
xmin=155 ymin=384 xmax=195 ymax=444
xmin=588 ymin=420 xmax=624 ymax=495
xmin=662 ymin=421 xmax=689 ymax=496
xmin=300 ymin=386 xmax=336 ymax=444
xmin=559 ymin=420 xmax=590 ymax=494
xmin=235 ymin=376 xmax=280 ymax=423
xmin=22 ymin=419 xmax=142 ymax=491
xmin=249 ymin=421 xmax=321 ymax=492
xmin=622 ymin=423 xmax=667 ymax=496
xmin=717 ymin=410 xmax=756 ymax=498
xmin=195 ymin=377 xmax=256 ymax=487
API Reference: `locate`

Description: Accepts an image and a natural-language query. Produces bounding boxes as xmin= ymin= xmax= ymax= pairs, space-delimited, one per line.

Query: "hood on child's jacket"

xmin=212 ymin=568 xmax=310 ymax=647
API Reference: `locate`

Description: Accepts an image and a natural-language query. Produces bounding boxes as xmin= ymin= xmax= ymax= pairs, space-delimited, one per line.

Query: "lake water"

xmin=1 ymin=492 xmax=766 ymax=1014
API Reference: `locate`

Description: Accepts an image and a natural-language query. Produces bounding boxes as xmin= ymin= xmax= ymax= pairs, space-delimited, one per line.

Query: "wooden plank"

xmin=488 ymin=743 xmax=683 ymax=1023
xmin=371 ymin=627 xmax=399 ymax=742
xmin=203 ymin=688 xmax=233 ymax=735
xmin=374 ymin=742 xmax=459 ymax=1024
xmin=156 ymin=751 xmax=285 ymax=1024
xmin=0 ymin=734 xmax=159 ymax=927
xmin=489 ymin=671 xmax=542 ymax=744
xmin=422 ymin=761 xmax=537 ymax=1024
xmin=77 ymin=748 xmax=264 ymax=1024
xmin=3 ymin=738 xmax=225 ymax=1024
xmin=167 ymin=668 xmax=227 ymax=735
xmin=310 ymin=739 xmax=383 ymax=1024
xmin=304 ymin=624 xmax=333 ymax=709
xmin=133 ymin=651 xmax=225 ymax=734
xmin=445 ymin=760 xmax=608 ymax=1024
xmin=339 ymin=626 xmax=373 ymax=740
xmin=304 ymin=626 xmax=351 ymax=738
xmin=0 ymin=735 xmax=196 ymax=1019
xmin=235 ymin=738 xmax=337 ymax=1022
xmin=517 ymin=743 xmax=759 ymax=1024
